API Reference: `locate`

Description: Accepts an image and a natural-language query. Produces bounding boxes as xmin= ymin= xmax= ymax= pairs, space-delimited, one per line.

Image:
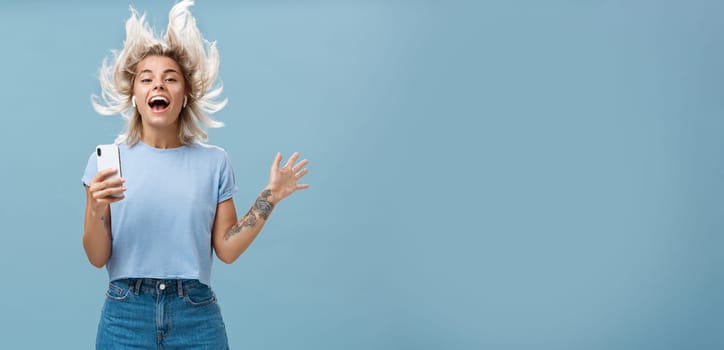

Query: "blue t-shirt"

xmin=82 ymin=141 xmax=237 ymax=286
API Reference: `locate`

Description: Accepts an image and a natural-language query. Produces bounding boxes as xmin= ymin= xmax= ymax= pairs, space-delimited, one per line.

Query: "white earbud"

xmin=183 ymin=96 xmax=188 ymax=108
xmin=131 ymin=96 xmax=137 ymax=108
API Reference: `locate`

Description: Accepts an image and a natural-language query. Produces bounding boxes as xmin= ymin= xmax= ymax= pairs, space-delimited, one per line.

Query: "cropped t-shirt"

xmin=82 ymin=141 xmax=237 ymax=286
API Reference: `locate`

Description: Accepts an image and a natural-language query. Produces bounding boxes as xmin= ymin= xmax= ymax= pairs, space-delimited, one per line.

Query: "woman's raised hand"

xmin=266 ymin=152 xmax=309 ymax=203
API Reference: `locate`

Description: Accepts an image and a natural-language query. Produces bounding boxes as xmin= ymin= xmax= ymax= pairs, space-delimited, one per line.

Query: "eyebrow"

xmin=139 ymin=69 xmax=180 ymax=74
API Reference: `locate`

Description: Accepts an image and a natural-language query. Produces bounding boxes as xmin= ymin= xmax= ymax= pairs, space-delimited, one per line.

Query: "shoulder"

xmin=187 ymin=142 xmax=233 ymax=165
xmin=189 ymin=142 xmax=229 ymax=157
xmin=192 ymin=142 xmax=227 ymax=153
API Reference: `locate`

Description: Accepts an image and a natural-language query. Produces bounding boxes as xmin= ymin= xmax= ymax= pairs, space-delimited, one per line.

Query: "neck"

xmin=141 ymin=126 xmax=182 ymax=149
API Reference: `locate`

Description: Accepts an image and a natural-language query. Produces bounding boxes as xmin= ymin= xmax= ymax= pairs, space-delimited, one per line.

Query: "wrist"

xmin=263 ymin=186 xmax=282 ymax=205
xmin=251 ymin=188 xmax=276 ymax=221
xmin=90 ymin=207 xmax=109 ymax=223
xmin=90 ymin=205 xmax=108 ymax=218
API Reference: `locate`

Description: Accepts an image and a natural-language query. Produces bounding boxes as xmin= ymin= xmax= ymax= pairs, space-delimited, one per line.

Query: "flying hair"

xmin=91 ymin=0 xmax=227 ymax=145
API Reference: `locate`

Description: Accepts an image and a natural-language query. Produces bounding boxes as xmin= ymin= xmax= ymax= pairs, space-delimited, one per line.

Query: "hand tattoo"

xmin=224 ymin=189 xmax=275 ymax=241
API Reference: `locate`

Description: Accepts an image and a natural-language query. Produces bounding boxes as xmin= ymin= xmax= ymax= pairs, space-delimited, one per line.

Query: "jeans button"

xmin=159 ymin=283 xmax=166 ymax=291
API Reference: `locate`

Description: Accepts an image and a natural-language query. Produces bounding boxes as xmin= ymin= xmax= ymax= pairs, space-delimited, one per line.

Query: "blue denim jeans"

xmin=96 ymin=278 xmax=229 ymax=349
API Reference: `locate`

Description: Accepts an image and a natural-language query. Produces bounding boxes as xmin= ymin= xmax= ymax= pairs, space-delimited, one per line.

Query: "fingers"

xmin=94 ymin=194 xmax=126 ymax=205
xmin=295 ymin=168 xmax=309 ymax=179
xmin=90 ymin=173 xmax=126 ymax=201
xmin=271 ymin=152 xmax=282 ymax=171
xmin=292 ymin=158 xmax=309 ymax=172
xmin=90 ymin=177 xmax=125 ymax=193
xmin=275 ymin=152 xmax=308 ymax=174
xmin=296 ymin=184 xmax=310 ymax=190
xmin=93 ymin=168 xmax=119 ymax=183
xmin=283 ymin=152 xmax=300 ymax=169
xmin=92 ymin=184 xmax=127 ymax=200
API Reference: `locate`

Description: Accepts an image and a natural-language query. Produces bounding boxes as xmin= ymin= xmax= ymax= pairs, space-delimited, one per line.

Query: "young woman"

xmin=81 ymin=1 xmax=309 ymax=348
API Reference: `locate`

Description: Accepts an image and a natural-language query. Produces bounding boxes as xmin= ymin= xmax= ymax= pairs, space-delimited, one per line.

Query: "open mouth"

xmin=148 ymin=96 xmax=170 ymax=112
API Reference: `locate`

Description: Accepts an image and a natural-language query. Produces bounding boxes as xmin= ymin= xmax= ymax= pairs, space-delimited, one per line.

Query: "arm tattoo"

xmin=224 ymin=190 xmax=275 ymax=241
xmin=254 ymin=189 xmax=275 ymax=220
xmin=225 ymin=209 xmax=256 ymax=240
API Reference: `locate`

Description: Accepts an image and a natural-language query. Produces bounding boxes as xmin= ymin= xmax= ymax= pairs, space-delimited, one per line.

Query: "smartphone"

xmin=96 ymin=144 xmax=122 ymax=197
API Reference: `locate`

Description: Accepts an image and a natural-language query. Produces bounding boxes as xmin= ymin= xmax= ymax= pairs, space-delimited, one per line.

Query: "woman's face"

xmin=132 ymin=55 xmax=186 ymax=132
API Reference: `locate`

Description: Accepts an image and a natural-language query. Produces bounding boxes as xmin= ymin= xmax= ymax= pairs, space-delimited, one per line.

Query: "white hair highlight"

xmin=91 ymin=0 xmax=227 ymax=145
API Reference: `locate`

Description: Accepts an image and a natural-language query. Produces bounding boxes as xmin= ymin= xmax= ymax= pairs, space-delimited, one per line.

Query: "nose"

xmin=153 ymin=81 xmax=165 ymax=90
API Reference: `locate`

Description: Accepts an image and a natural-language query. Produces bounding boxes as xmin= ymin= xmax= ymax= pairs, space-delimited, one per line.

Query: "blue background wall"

xmin=0 ymin=0 xmax=722 ymax=348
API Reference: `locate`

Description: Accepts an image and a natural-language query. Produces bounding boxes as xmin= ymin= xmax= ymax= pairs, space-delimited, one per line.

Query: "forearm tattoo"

xmin=224 ymin=189 xmax=275 ymax=241
xmin=254 ymin=189 xmax=275 ymax=220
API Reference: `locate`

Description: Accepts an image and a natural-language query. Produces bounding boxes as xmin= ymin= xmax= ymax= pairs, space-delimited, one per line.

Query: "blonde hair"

xmin=91 ymin=0 xmax=227 ymax=145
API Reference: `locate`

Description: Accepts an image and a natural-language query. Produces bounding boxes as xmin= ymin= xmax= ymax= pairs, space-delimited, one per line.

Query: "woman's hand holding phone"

xmin=90 ymin=144 xmax=126 ymax=214
xmin=88 ymin=168 xmax=126 ymax=213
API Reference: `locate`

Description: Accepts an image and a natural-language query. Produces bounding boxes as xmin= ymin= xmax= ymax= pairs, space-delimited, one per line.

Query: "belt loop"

xmin=177 ymin=280 xmax=184 ymax=298
xmin=134 ymin=279 xmax=143 ymax=295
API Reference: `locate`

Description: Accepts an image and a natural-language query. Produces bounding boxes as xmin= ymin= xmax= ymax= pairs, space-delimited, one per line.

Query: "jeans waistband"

xmin=114 ymin=278 xmax=201 ymax=297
